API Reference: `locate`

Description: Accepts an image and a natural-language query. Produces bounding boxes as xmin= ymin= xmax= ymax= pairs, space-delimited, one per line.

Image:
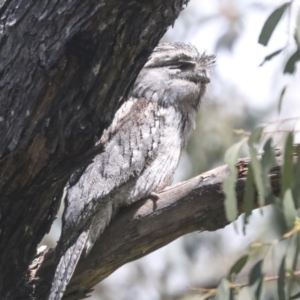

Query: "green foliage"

xmin=283 ymin=189 xmax=297 ymax=228
xmin=228 ymin=255 xmax=249 ymax=281
xmin=193 ymin=2 xmax=300 ymax=300
xmin=278 ymin=256 xmax=286 ymax=300
xmin=283 ymin=49 xmax=300 ymax=74
xmin=260 ymin=48 xmax=285 ymax=67
xmin=216 ymin=279 xmax=233 ymax=300
xmin=278 ymin=86 xmax=287 ymax=115
xmin=222 ymin=127 xmax=300 ymax=300
xmin=282 ymin=133 xmax=294 ymax=199
xmin=213 ymin=3 xmax=300 ymax=295
xmin=258 ymin=2 xmax=300 ymax=74
xmin=261 ymin=139 xmax=276 ymax=203
xmin=206 ymin=123 xmax=299 ymax=300
xmin=243 ymin=165 xmax=255 ymax=232
xmin=292 ymin=145 xmax=300 ymax=208
xmin=248 ymin=127 xmax=265 ymax=208
xmin=249 ymin=259 xmax=264 ymax=300
xmin=223 ymin=138 xmax=248 ymax=222
xmin=258 ymin=2 xmax=291 ymax=46
xmin=198 ymin=126 xmax=300 ymax=300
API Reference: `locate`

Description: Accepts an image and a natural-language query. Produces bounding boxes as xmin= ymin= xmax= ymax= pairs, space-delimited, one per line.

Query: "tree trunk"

xmin=0 ymin=1 xmax=188 ymax=298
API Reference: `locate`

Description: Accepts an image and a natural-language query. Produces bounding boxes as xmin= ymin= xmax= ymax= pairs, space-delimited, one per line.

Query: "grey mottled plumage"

xmin=49 ymin=42 xmax=214 ymax=299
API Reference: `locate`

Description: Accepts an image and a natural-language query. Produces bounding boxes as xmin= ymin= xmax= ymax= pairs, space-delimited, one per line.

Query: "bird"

xmin=48 ymin=42 xmax=215 ymax=300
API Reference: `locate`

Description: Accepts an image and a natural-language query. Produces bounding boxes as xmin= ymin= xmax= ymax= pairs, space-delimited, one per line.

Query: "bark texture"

xmin=0 ymin=0 xmax=188 ymax=298
xmin=28 ymin=157 xmax=282 ymax=299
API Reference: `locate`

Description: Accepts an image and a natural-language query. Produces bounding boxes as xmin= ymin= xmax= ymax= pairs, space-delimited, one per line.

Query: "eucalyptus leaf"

xmin=223 ymin=138 xmax=247 ymax=221
xmin=260 ymin=48 xmax=285 ymax=67
xmin=248 ymin=127 xmax=264 ymax=146
xmin=283 ymin=189 xmax=297 ymax=228
xmin=248 ymin=145 xmax=264 ymax=207
xmin=249 ymin=260 xmax=264 ymax=286
xmin=261 ymin=138 xmax=276 ymax=203
xmin=258 ymin=2 xmax=291 ymax=46
xmin=296 ymin=9 xmax=300 ymax=47
xmin=284 ymin=49 xmax=300 ymax=74
xmin=247 ymin=128 xmax=265 ymax=207
xmin=255 ymin=279 xmax=263 ymax=300
xmin=249 ymin=259 xmax=264 ymax=299
xmin=278 ymin=256 xmax=286 ymax=300
xmin=228 ymin=255 xmax=249 ymax=279
xmin=281 ymin=133 xmax=294 ymax=199
xmin=278 ymin=85 xmax=287 ymax=115
xmin=216 ymin=278 xmax=231 ymax=300
xmin=289 ymin=235 xmax=300 ymax=299
xmin=243 ymin=165 xmax=255 ymax=232
xmin=290 ymin=291 xmax=300 ymax=299
xmin=249 ymin=278 xmax=263 ymax=300
xmin=292 ymin=144 xmax=300 ymax=208
xmin=292 ymin=234 xmax=300 ymax=271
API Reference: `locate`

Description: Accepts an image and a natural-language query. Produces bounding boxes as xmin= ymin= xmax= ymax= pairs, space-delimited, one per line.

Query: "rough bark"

xmin=28 ymin=157 xmax=282 ymax=299
xmin=0 ymin=0 xmax=189 ymax=298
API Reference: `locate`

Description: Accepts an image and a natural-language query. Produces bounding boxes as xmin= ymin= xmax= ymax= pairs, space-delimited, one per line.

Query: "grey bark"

xmin=0 ymin=0 xmax=188 ymax=298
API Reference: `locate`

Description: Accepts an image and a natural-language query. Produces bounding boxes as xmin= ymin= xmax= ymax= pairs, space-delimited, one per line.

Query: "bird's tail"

xmin=48 ymin=230 xmax=89 ymax=300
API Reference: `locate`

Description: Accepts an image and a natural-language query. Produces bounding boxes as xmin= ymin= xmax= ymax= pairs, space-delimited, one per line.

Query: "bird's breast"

xmin=113 ymin=105 xmax=184 ymax=207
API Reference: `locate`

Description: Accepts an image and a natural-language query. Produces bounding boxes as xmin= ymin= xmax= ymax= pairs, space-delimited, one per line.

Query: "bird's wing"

xmin=60 ymin=96 xmax=162 ymax=249
xmin=49 ymin=97 xmax=162 ymax=300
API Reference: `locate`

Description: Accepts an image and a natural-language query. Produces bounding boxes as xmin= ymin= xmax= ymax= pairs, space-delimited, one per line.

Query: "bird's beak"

xmin=198 ymin=70 xmax=210 ymax=84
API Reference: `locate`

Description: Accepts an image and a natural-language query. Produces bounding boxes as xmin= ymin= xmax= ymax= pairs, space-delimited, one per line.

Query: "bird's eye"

xmin=167 ymin=61 xmax=195 ymax=71
xmin=178 ymin=61 xmax=195 ymax=71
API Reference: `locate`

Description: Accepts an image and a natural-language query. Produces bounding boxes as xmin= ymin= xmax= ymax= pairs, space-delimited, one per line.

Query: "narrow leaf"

xmin=248 ymin=146 xmax=264 ymax=207
xmin=243 ymin=165 xmax=255 ymax=232
xmin=249 ymin=259 xmax=264 ymax=286
xmin=292 ymin=233 xmax=300 ymax=271
xmin=288 ymin=234 xmax=300 ymax=299
xmin=223 ymin=138 xmax=248 ymax=221
xmin=249 ymin=260 xmax=264 ymax=300
xmin=284 ymin=49 xmax=300 ymax=74
xmin=283 ymin=189 xmax=297 ymax=228
xmin=290 ymin=291 xmax=300 ymax=299
xmin=281 ymin=133 xmax=294 ymax=199
xmin=258 ymin=2 xmax=291 ymax=46
xmin=278 ymin=86 xmax=287 ymax=115
xmin=292 ymin=145 xmax=300 ymax=208
xmin=228 ymin=255 xmax=249 ymax=279
xmin=248 ymin=127 xmax=265 ymax=207
xmin=255 ymin=279 xmax=263 ymax=300
xmin=260 ymin=48 xmax=285 ymax=66
xmin=223 ymin=177 xmax=238 ymax=222
xmin=199 ymin=292 xmax=217 ymax=300
xmin=296 ymin=8 xmax=300 ymax=47
xmin=249 ymin=278 xmax=263 ymax=300
xmin=278 ymin=256 xmax=286 ymax=300
xmin=216 ymin=278 xmax=230 ymax=300
xmin=248 ymin=127 xmax=264 ymax=146
xmin=261 ymin=138 xmax=276 ymax=203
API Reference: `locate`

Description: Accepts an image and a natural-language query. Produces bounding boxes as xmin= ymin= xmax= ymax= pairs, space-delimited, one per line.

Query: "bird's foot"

xmin=150 ymin=192 xmax=160 ymax=200
xmin=149 ymin=192 xmax=160 ymax=210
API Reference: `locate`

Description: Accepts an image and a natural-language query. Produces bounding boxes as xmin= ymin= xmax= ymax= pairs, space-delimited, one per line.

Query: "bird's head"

xmin=132 ymin=42 xmax=215 ymax=110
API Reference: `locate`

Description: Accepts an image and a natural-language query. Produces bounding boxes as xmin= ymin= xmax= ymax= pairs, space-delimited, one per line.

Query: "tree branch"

xmin=28 ymin=156 xmax=282 ymax=299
